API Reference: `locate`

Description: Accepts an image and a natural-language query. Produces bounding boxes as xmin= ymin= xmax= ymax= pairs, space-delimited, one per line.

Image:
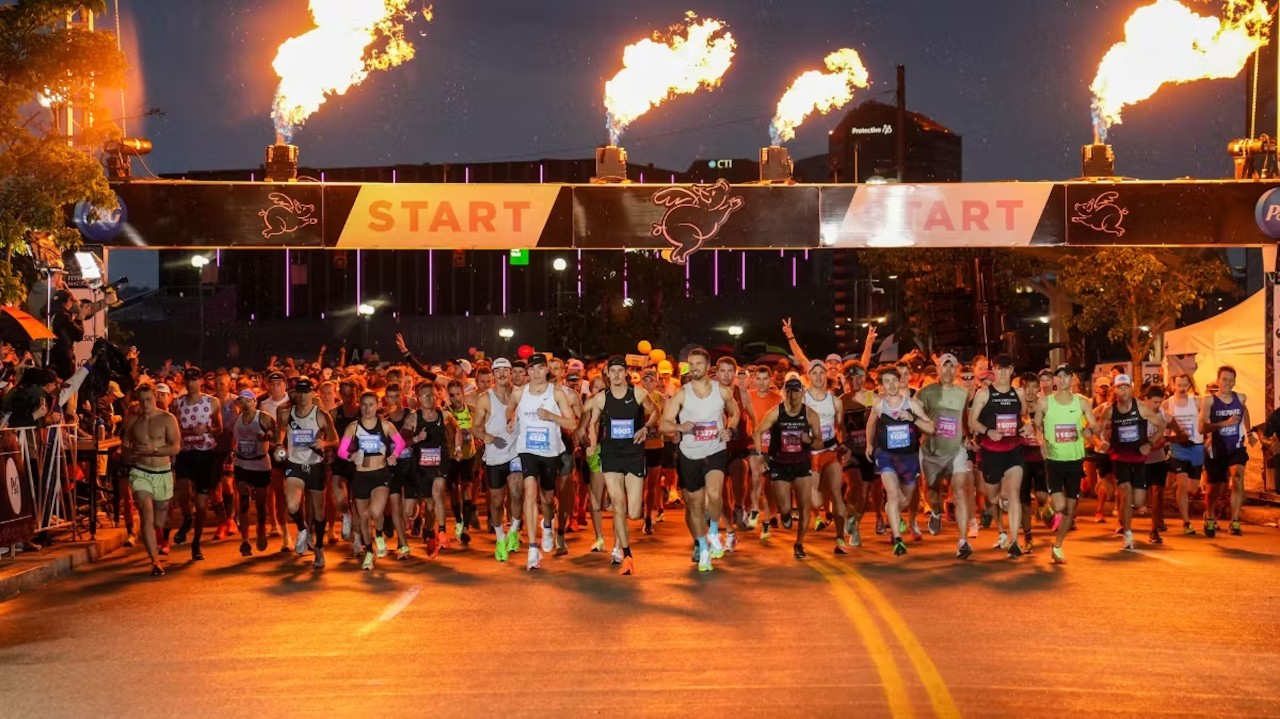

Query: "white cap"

xmin=491 ymin=358 xmax=512 ymax=370
xmin=458 ymin=359 xmax=473 ymax=375
xmin=1114 ymin=374 xmax=1133 ymax=387
xmin=156 ymin=383 xmax=172 ymax=394
xmin=937 ymin=353 xmax=959 ymax=367
xmin=807 ymin=359 xmax=826 ymax=373
xmin=824 ymin=353 xmax=842 ymax=363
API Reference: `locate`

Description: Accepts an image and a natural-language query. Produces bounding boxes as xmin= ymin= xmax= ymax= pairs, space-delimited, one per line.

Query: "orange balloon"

xmin=649 ymin=349 xmax=666 ymax=363
xmin=637 ymin=340 xmax=652 ymax=354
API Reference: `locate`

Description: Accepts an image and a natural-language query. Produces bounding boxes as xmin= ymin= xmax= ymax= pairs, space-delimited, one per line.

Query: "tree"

xmin=1058 ymin=247 xmax=1233 ymax=368
xmin=0 ymin=1 xmax=126 ymax=304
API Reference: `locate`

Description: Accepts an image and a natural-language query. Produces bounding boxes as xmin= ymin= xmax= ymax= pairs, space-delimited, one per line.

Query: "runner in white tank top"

xmin=472 ymin=358 xmax=526 ymax=563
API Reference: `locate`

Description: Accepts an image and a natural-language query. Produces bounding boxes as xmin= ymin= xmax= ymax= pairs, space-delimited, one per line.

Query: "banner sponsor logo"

xmin=1071 ymin=191 xmax=1128 ymax=237
xmin=260 ymin=192 xmax=318 ymax=239
xmin=651 ymin=180 xmax=745 ymax=264
xmin=830 ymin=183 xmax=1054 ymax=248
xmin=1256 ymin=188 xmax=1280 ymax=239
xmin=73 ymin=192 xmax=127 ymax=242
xmin=336 ymin=185 xmax=560 ymax=248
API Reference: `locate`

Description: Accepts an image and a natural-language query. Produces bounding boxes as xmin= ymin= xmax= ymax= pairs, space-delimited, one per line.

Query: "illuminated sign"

xmin=707 ymin=159 xmax=734 ymax=169
xmin=851 ymin=125 xmax=894 ymax=136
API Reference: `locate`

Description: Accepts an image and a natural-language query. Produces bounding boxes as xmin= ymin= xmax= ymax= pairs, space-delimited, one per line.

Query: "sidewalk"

xmin=0 ymin=525 xmax=129 ymax=601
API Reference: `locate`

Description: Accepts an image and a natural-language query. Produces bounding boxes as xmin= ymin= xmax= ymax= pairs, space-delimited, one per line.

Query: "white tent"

xmin=1163 ymin=289 xmax=1266 ymax=425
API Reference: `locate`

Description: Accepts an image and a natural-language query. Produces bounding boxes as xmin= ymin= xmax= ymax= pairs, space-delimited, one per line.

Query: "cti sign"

xmin=707 ymin=159 xmax=734 ymax=169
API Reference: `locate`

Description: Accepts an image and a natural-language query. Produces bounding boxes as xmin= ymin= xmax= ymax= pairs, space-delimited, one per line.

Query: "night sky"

xmin=107 ymin=0 xmax=1269 ymax=285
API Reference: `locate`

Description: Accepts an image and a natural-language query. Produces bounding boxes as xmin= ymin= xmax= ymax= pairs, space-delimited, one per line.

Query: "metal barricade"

xmin=0 ymin=424 xmax=78 ymax=551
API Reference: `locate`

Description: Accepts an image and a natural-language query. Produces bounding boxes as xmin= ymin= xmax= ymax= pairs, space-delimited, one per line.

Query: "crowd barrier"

xmin=0 ymin=423 xmax=79 ymax=551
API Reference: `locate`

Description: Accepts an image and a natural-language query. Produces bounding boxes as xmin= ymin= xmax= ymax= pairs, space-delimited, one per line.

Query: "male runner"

xmin=716 ymin=356 xmax=755 ymax=552
xmin=865 ymin=366 xmax=934 ymax=557
xmin=1163 ymin=373 xmax=1204 ymax=535
xmin=172 ymin=367 xmax=223 ymax=561
xmin=1095 ymin=374 xmax=1166 ymax=550
xmin=445 ymin=381 xmax=479 ymax=544
xmin=754 ymin=377 xmax=824 ymax=559
xmin=746 ymin=365 xmax=781 ymax=532
xmin=802 ymin=360 xmax=850 ymax=552
xmin=917 ymin=354 xmax=972 ymax=556
xmin=660 ymin=348 xmax=740 ymax=572
xmin=968 ymin=354 xmax=1032 ymax=558
xmin=277 ymin=378 xmax=338 ymax=567
xmin=472 ymin=358 xmax=524 ymax=562
xmin=639 ymin=370 xmax=668 ymax=535
xmin=839 ymin=364 xmax=877 ymax=547
xmin=231 ymin=389 xmax=273 ymax=556
xmin=258 ymin=371 xmax=292 ymax=549
xmin=1198 ymin=366 xmax=1257 ymax=537
xmin=122 ymin=384 xmax=181 ymax=575
xmin=1032 ymin=364 xmax=1100 ymax=564
xmin=330 ymin=378 xmax=362 ymax=547
xmin=381 ymin=383 xmax=414 ymax=557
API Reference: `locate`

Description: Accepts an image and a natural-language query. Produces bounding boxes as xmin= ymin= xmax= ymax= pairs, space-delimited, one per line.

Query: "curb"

xmin=0 ymin=527 xmax=129 ymax=601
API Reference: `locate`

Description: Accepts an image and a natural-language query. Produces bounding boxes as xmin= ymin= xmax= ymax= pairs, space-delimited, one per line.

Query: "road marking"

xmin=819 ymin=557 xmax=961 ymax=719
xmin=1128 ymin=549 xmax=1187 ymax=565
xmin=810 ymin=558 xmax=914 ymax=718
xmin=357 ymin=585 xmax=422 ymax=636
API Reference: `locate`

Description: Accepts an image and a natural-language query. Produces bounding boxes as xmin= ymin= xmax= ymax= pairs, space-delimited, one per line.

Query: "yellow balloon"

xmin=637 ymin=340 xmax=653 ymax=354
xmin=649 ymin=349 xmax=666 ymax=363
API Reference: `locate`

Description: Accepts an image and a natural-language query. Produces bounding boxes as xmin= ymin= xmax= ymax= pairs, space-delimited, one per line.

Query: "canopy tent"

xmin=1164 ymin=289 xmax=1266 ymax=425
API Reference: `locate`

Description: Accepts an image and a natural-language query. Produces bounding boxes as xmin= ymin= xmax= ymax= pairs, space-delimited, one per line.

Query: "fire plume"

xmin=770 ymin=49 xmax=870 ymax=146
xmin=604 ymin=13 xmax=736 ymax=146
xmin=271 ymin=0 xmax=429 ymax=143
xmin=1090 ymin=0 xmax=1272 ymax=142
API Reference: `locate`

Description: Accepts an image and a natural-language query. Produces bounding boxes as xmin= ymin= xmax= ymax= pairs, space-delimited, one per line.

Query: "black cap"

xmin=527 ymin=354 xmax=547 ymax=367
xmin=267 ymin=371 xmax=286 ymax=381
xmin=183 ymin=367 xmax=201 ymax=380
xmin=1053 ymin=363 xmax=1077 ymax=376
xmin=607 ymin=355 xmax=627 ymax=369
xmin=53 ymin=289 xmax=73 ymax=303
xmin=294 ymin=378 xmax=314 ymax=393
xmin=784 ymin=378 xmax=804 ymax=392
xmin=992 ymin=354 xmax=1014 ymax=369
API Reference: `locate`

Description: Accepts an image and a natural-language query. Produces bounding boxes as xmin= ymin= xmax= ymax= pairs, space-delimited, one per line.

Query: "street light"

xmin=357 ymin=303 xmax=375 ymax=357
xmin=727 ymin=325 xmax=744 ymax=337
xmin=552 ymin=257 xmax=568 ymax=272
xmin=498 ymin=328 xmax=514 ymax=339
xmin=191 ymin=255 xmax=209 ymax=366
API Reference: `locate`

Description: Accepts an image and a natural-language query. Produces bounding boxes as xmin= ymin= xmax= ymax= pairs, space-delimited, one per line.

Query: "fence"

xmin=0 ymin=424 xmax=78 ymax=551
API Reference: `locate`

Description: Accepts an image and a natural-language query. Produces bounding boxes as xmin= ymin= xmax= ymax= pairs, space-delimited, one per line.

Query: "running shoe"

xmin=813 ymin=515 xmax=827 ymax=532
xmin=494 ymin=541 xmax=508 ymax=562
xmin=1093 ymin=512 xmax=1105 ymax=523
xmin=1020 ymin=539 xmax=1033 ymax=554
xmin=239 ymin=541 xmax=252 ymax=557
xmin=643 ymin=516 xmax=654 ymax=535
xmin=540 ymin=527 xmax=554 ymax=553
xmin=1149 ymin=529 xmax=1163 ymax=545
xmin=191 ymin=544 xmax=205 ymax=561
xmin=667 ymin=489 xmax=680 ymax=505
xmin=1230 ymin=521 xmax=1244 ymax=536
xmin=733 ymin=507 xmax=746 ymax=530
xmin=411 ymin=516 xmax=423 ymax=536
xmin=697 ymin=547 xmax=713 ymax=572
xmin=124 ymin=533 xmax=136 ymax=548
xmin=610 ymin=547 xmax=624 ymax=565
xmin=255 ymin=533 xmax=268 ymax=552
xmin=656 ymin=509 xmax=666 ymax=523
xmin=1122 ymin=530 xmax=1134 ymax=551
xmin=892 ymin=539 xmax=908 ymax=556
xmin=760 ymin=523 xmax=772 ymax=540
xmin=1113 ymin=526 xmax=1125 ymax=536
xmin=280 ymin=540 xmax=292 ymax=554
xmin=793 ymin=543 xmax=806 ymax=560
xmin=747 ymin=510 xmax=760 ymax=529
xmin=426 ymin=534 xmax=440 ymax=559
xmin=708 ymin=532 xmax=725 ymax=559
xmin=781 ymin=515 xmax=794 ymax=530
xmin=910 ymin=523 xmax=923 ymax=542
xmin=294 ymin=528 xmax=311 ymax=555
xmin=1039 ymin=504 xmax=1055 ymax=526
xmin=1204 ymin=519 xmax=1216 ymax=538
xmin=725 ymin=531 xmax=738 ymax=553
xmin=313 ymin=547 xmax=325 ymax=569
xmin=396 ymin=544 xmax=411 ymax=560
xmin=927 ymin=512 xmax=941 ymax=536
xmin=849 ymin=524 xmax=861 ymax=547
xmin=994 ymin=531 xmax=1008 ymax=550
xmin=956 ymin=541 xmax=972 ymax=560
xmin=875 ymin=517 xmax=886 ymax=535
xmin=374 ymin=534 xmax=387 ymax=558
xmin=591 ymin=537 xmax=606 ymax=553
xmin=527 ymin=547 xmax=542 ymax=570
xmin=1007 ymin=541 xmax=1023 ymax=559
xmin=834 ymin=538 xmax=848 ymax=555
xmin=504 ymin=530 xmax=521 ymax=554
xmin=454 ymin=522 xmax=464 ymax=540
xmin=898 ymin=518 xmax=908 ymax=536
xmin=361 ymin=551 xmax=375 ymax=570
xmin=554 ymin=533 xmax=568 ymax=556
xmin=1051 ymin=545 xmax=1065 ymax=564
xmin=967 ymin=518 xmax=980 ymax=538
xmin=620 ymin=555 xmax=635 ymax=576
xmin=1183 ymin=522 xmax=1196 ymax=536
xmin=158 ymin=540 xmax=170 ymax=556
xmin=980 ymin=509 xmax=993 ymax=529
xmin=214 ymin=524 xmax=228 ymax=541
xmin=150 ymin=564 xmax=165 ymax=576
xmin=691 ymin=542 xmax=700 ymax=563
xmin=341 ymin=513 xmax=352 ymax=541
xmin=174 ymin=525 xmax=189 ymax=546
xmin=1154 ymin=520 xmax=1168 ymax=532
xmin=460 ymin=531 xmax=472 ymax=547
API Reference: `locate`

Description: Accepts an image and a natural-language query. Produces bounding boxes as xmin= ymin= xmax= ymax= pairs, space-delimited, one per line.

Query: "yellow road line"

xmin=810 ymin=557 xmax=914 ymax=718
xmin=822 ymin=557 xmax=961 ymax=719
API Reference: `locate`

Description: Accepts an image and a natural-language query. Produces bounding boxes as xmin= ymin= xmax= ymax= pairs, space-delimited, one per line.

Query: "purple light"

xmin=639 ymin=172 xmax=645 ymax=183
xmin=623 ymin=254 xmax=629 ymax=299
xmin=670 ymin=173 xmax=676 ymax=183
xmin=355 ymin=249 xmax=362 ymax=310
xmin=320 ymin=171 xmax=326 ymax=182
xmin=284 ymin=248 xmax=291 ymax=317
xmin=780 ymin=249 xmax=785 ymax=258
xmin=249 ymin=172 xmax=255 ymax=182
xmin=428 ymin=250 xmax=434 ymax=315
xmin=392 ymin=168 xmax=398 ymax=183
xmin=714 ymin=250 xmax=719 ymax=296
xmin=576 ymin=249 xmax=582 ymax=298
xmin=741 ymin=251 xmax=746 ymax=291
xmin=804 ymin=249 xmax=809 ymax=261
xmin=502 ymin=253 xmax=509 ymax=315
xmin=216 ymin=249 xmax=221 ymax=267
xmin=684 ymin=262 xmax=690 ymax=298
xmin=792 ymin=257 xmax=797 ymax=287
xmin=465 ymin=166 xmax=471 ymax=184
xmin=539 ymin=164 xmax=545 ymax=183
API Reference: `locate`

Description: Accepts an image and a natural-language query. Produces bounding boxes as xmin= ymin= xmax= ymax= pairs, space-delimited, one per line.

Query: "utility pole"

xmin=896 ymin=65 xmax=907 ymax=182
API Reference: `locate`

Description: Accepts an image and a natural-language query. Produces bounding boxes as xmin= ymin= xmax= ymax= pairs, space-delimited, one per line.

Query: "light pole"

xmin=728 ymin=324 xmax=743 ymax=354
xmin=357 ymin=303 xmax=375 ymax=356
xmin=191 ymin=255 xmax=209 ymax=366
xmin=551 ymin=258 xmax=568 ymax=348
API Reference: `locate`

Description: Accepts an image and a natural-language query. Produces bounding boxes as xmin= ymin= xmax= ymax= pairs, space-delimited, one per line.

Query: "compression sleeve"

xmin=338 ymin=435 xmax=354 ymax=460
xmin=390 ymin=431 xmax=407 ymax=457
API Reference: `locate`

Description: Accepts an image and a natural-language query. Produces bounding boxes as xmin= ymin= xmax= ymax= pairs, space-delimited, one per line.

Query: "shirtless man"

xmin=122 ymin=384 xmax=181 ymax=576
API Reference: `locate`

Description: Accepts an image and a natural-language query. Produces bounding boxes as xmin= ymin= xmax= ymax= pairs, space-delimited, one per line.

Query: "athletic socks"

xmin=290 ymin=509 xmax=306 ymax=531
xmin=496 ymin=526 xmax=506 ymax=544
xmin=510 ymin=519 xmax=522 ymax=535
xmin=709 ymin=520 xmax=720 ymax=536
xmin=697 ymin=535 xmax=708 ymax=552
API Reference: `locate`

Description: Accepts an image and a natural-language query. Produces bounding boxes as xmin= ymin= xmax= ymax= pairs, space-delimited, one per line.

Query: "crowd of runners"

xmin=86 ymin=322 xmax=1266 ymax=577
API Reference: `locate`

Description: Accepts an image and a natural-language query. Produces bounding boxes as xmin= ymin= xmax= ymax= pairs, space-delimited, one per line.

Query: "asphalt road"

xmin=1 ymin=508 xmax=1278 ymax=718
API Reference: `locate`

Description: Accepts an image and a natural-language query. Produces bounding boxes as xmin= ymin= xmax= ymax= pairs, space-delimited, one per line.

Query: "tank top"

xmin=725 ymin=385 xmax=750 ymax=451
xmin=978 ymin=386 xmax=1023 ymax=453
xmin=175 ymin=394 xmax=217 ymax=452
xmin=842 ymin=403 xmax=870 ymax=456
xmin=1108 ymin=398 xmax=1147 ymax=462
xmin=259 ymin=394 xmax=287 ymax=422
xmin=600 ymin=386 xmax=645 ymax=456
xmin=1208 ymin=393 xmax=1245 ymax=456
xmin=448 ymin=404 xmax=476 ymax=459
xmin=1165 ymin=395 xmax=1203 ymax=445
xmin=1042 ymin=393 xmax=1085 ymax=462
xmin=770 ymin=402 xmax=812 ymax=466
xmin=354 ymin=418 xmax=389 ymax=461
xmin=233 ymin=411 xmax=270 ymax=471
xmin=482 ymin=388 xmax=519 ymax=466
xmin=285 ymin=404 xmax=323 ymax=466
xmin=1145 ymin=411 xmax=1168 ymax=464
xmin=678 ymin=382 xmax=727 ymax=460
xmin=412 ymin=409 xmax=448 ymax=471
xmin=387 ymin=408 xmax=413 ymax=459
xmin=515 ymin=384 xmax=566 ymax=458
xmin=802 ymin=388 xmax=838 ymax=448
xmin=875 ymin=395 xmax=919 ymax=455
xmin=333 ymin=404 xmax=360 ymax=439
xmin=917 ymin=383 xmax=967 ymax=456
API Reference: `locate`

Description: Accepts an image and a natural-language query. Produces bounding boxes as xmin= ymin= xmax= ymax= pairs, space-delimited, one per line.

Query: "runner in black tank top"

xmin=753 ymin=378 xmax=823 ymax=560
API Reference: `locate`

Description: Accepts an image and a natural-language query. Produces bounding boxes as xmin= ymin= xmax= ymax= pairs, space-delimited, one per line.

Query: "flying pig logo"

xmin=1071 ymin=191 xmax=1128 ymax=237
xmin=259 ymin=192 xmax=318 ymax=240
xmin=650 ymin=179 xmax=745 ymax=265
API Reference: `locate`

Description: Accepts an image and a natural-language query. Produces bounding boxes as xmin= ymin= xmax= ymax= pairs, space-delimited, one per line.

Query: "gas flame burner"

xmin=759 ymin=146 xmax=793 ymax=183
xmin=1081 ymin=143 xmax=1115 ymax=179
xmin=265 ymin=142 xmax=299 ymax=182
xmin=594 ymin=145 xmax=628 ymax=183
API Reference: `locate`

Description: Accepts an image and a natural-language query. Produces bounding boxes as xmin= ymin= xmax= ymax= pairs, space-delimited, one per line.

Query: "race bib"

xmin=693 ymin=422 xmax=719 ymax=441
xmin=610 ymin=418 xmax=635 ymax=440
xmin=236 ymin=439 xmax=258 ymax=457
xmin=291 ymin=429 xmax=316 ymax=447
xmin=781 ymin=430 xmax=804 ymax=453
xmin=996 ymin=414 xmax=1018 ymax=437
xmin=358 ymin=437 xmax=383 ymax=454
xmin=1118 ymin=424 xmax=1140 ymax=444
xmin=936 ymin=415 xmax=959 ymax=439
xmin=1054 ymin=423 xmax=1079 ymax=444
xmin=508 ymin=457 xmax=523 ymax=473
xmin=820 ymin=423 xmax=835 ymax=442
xmin=759 ymin=433 xmax=771 ymax=452
xmin=886 ymin=424 xmax=911 ymax=450
xmin=847 ymin=430 xmax=866 ymax=451
xmin=418 ymin=447 xmax=442 ymax=467
xmin=525 ymin=426 xmax=550 ymax=451
xmin=460 ymin=429 xmax=472 ymax=445
xmin=1219 ymin=422 xmax=1239 ymax=438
